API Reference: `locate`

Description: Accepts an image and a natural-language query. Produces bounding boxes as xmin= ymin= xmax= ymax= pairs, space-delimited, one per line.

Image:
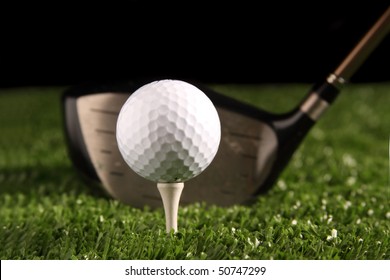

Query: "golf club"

xmin=62 ymin=7 xmax=390 ymax=208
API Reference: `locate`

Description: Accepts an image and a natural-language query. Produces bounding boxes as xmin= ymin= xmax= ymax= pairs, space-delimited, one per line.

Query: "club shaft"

xmin=302 ymin=7 xmax=390 ymax=120
xmin=333 ymin=7 xmax=390 ymax=82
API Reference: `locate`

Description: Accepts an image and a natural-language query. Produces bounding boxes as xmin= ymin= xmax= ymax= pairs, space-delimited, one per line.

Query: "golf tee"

xmin=157 ymin=182 xmax=184 ymax=233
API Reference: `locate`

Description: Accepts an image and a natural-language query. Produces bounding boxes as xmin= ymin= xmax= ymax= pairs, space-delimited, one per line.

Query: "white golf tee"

xmin=157 ymin=182 xmax=184 ymax=233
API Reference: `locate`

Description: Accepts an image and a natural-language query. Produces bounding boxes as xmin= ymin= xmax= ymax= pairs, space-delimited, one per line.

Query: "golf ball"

xmin=116 ymin=79 xmax=221 ymax=183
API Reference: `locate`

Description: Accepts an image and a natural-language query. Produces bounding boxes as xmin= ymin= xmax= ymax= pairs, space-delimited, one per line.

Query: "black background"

xmin=1 ymin=2 xmax=389 ymax=87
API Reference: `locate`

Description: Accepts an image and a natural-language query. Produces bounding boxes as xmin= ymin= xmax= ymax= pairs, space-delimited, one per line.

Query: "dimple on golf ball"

xmin=116 ymin=79 xmax=221 ymax=183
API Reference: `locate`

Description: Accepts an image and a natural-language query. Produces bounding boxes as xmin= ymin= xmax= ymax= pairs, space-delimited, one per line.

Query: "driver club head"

xmin=62 ymin=80 xmax=336 ymax=207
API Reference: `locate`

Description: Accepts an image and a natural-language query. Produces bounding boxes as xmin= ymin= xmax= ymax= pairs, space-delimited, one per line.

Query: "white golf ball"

xmin=116 ymin=79 xmax=221 ymax=183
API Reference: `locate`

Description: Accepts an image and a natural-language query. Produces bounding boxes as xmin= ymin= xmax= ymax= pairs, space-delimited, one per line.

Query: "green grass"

xmin=0 ymin=84 xmax=389 ymax=260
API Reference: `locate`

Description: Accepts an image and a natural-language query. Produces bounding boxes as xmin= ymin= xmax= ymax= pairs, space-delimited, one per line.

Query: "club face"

xmin=63 ymin=86 xmax=280 ymax=207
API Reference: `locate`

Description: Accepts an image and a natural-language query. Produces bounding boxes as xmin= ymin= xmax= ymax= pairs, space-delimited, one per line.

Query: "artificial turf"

xmin=0 ymin=83 xmax=389 ymax=260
